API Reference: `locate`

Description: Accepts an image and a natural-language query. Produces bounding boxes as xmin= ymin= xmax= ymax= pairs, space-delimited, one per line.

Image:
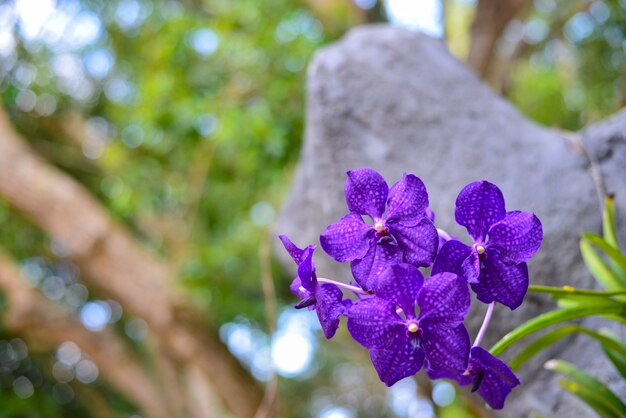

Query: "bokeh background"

xmin=0 ymin=0 xmax=625 ymax=417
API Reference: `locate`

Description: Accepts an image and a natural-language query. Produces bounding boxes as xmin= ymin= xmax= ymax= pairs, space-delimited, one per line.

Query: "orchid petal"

xmin=320 ymin=213 xmax=373 ymax=262
xmin=376 ymin=264 xmax=424 ymax=316
xmin=389 ymin=217 xmax=439 ymax=267
xmin=386 ymin=173 xmax=429 ymax=226
xmin=351 ymin=241 xmax=402 ymax=291
xmin=297 ymin=247 xmax=315 ymax=291
xmin=422 ymin=324 xmax=470 ymax=374
xmin=469 ymin=347 xmax=520 ymax=410
xmin=488 ymin=211 xmax=543 ymax=263
xmin=370 ymin=331 xmax=424 ymax=386
xmin=278 ymin=234 xmax=305 ymax=264
xmin=471 ymin=248 xmax=529 ymax=310
xmin=344 ymin=168 xmax=389 ymax=219
xmin=418 ymin=272 xmax=470 ymax=327
xmin=455 ymin=181 xmax=506 ymax=242
xmin=461 ymin=249 xmax=480 ymax=284
xmin=347 ymin=297 xmax=403 ymax=349
xmin=431 ymin=239 xmax=471 ymax=277
xmin=289 ymin=277 xmax=309 ymax=301
xmin=315 ymin=283 xmax=344 ymax=339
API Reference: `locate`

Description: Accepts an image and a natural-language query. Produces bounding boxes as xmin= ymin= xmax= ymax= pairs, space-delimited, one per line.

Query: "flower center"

xmin=407 ymin=323 xmax=419 ymax=333
xmin=476 ymin=245 xmax=485 ymax=255
xmin=298 ymin=286 xmax=307 ymax=293
xmin=374 ymin=221 xmax=385 ymax=233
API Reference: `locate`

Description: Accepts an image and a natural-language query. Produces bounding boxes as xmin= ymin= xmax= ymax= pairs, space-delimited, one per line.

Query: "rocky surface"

xmin=276 ymin=24 xmax=626 ymax=417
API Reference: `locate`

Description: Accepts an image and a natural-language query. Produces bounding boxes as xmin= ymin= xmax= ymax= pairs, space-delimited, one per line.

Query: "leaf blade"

xmin=547 ymin=360 xmax=626 ymax=417
xmin=490 ymin=303 xmax=625 ymax=356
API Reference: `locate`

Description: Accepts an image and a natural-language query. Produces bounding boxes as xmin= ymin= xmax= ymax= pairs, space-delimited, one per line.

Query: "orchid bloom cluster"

xmin=279 ymin=168 xmax=543 ymax=410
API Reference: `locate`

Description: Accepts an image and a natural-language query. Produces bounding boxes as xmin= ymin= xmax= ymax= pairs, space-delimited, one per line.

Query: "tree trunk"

xmin=0 ymin=251 xmax=172 ymax=418
xmin=467 ymin=0 xmax=531 ymax=78
xmin=0 ymin=106 xmax=264 ymax=418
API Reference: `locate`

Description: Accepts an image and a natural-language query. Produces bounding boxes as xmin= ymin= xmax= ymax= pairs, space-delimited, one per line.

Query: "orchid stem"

xmin=473 ymin=302 xmax=496 ymax=348
xmin=317 ymin=277 xmax=369 ymax=295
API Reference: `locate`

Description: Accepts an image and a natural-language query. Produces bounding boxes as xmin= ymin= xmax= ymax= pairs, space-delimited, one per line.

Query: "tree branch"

xmin=467 ymin=0 xmax=531 ymax=78
xmin=0 ymin=106 xmax=263 ymax=417
xmin=0 ymin=250 xmax=172 ymax=418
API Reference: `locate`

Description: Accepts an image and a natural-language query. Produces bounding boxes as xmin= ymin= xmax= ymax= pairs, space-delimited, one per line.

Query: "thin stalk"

xmin=317 ymin=277 xmax=369 ymax=295
xmin=473 ymin=302 xmax=496 ymax=348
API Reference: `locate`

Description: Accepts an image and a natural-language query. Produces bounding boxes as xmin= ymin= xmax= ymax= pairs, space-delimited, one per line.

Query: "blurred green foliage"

xmin=508 ymin=0 xmax=626 ymax=130
xmin=0 ymin=0 xmax=625 ymax=416
xmin=0 ymin=0 xmax=348 ymax=414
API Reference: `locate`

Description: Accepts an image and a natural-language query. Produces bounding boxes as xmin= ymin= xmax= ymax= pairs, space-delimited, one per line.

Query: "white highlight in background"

xmin=386 ymin=0 xmax=444 ymax=38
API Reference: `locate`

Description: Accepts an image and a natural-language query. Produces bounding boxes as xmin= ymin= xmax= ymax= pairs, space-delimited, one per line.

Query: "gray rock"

xmin=276 ymin=24 xmax=626 ymax=417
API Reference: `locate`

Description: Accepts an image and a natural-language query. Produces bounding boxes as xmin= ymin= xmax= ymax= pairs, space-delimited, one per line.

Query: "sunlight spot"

xmin=57 ymin=342 xmax=81 ymax=367
xmin=125 ymin=318 xmax=149 ymax=341
xmin=191 ymin=28 xmax=219 ymax=57
xmin=319 ymin=406 xmax=355 ymax=418
xmin=271 ymin=331 xmax=313 ymax=377
xmin=432 ymin=381 xmax=455 ymax=406
xmin=13 ymin=376 xmax=34 ymax=399
xmin=84 ymin=49 xmax=114 ymax=79
xmin=250 ymin=202 xmax=275 ymax=227
xmin=15 ymin=0 xmax=55 ymax=40
xmin=386 ymin=0 xmax=443 ymax=38
xmin=80 ymin=301 xmax=111 ymax=331
xmin=75 ymin=359 xmax=99 ymax=384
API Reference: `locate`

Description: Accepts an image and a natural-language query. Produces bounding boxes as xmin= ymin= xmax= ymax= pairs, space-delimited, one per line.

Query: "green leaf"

xmin=583 ymin=232 xmax=626 ymax=286
xmin=598 ymin=329 xmax=626 ymax=380
xmin=490 ymin=303 xmax=625 ymax=356
xmin=580 ymin=238 xmax=626 ymax=291
xmin=509 ymin=325 xmax=626 ymax=371
xmin=528 ymin=284 xmax=626 ymax=298
xmin=547 ymin=360 xmax=626 ymax=417
xmin=603 ymin=196 xmax=620 ymax=250
xmin=528 ymin=284 xmax=626 ymax=308
xmin=509 ymin=325 xmax=578 ymax=371
xmin=557 ymin=380 xmax=621 ymax=418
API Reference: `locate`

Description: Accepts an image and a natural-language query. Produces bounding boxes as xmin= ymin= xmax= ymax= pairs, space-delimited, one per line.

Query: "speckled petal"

xmin=389 ymin=217 xmax=439 ymax=267
xmin=346 ymin=297 xmax=403 ymax=349
xmin=418 ymin=272 xmax=470 ymax=327
xmin=297 ymin=247 xmax=315 ymax=291
xmin=351 ymin=241 xmax=402 ymax=291
xmin=315 ymin=283 xmax=345 ymax=339
xmin=455 ymin=181 xmax=506 ymax=242
xmin=488 ymin=210 xmax=543 ymax=263
xmin=469 ymin=347 xmax=520 ymax=410
xmin=461 ymin=249 xmax=480 ymax=284
xmin=471 ymin=248 xmax=529 ymax=310
xmin=426 ymin=367 xmax=473 ymax=385
xmin=344 ymin=168 xmax=389 ymax=219
xmin=370 ymin=331 xmax=425 ymax=386
xmin=422 ymin=324 xmax=470 ymax=374
xmin=386 ymin=173 xmax=429 ymax=226
xmin=278 ymin=234 xmax=305 ymax=265
xmin=432 ymin=240 xmax=471 ymax=277
xmin=289 ymin=277 xmax=309 ymax=301
xmin=320 ymin=213 xmax=373 ymax=263
xmin=376 ymin=263 xmax=424 ymax=316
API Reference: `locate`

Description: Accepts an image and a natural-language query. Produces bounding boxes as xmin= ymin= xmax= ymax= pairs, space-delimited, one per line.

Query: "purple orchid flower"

xmin=279 ymin=235 xmax=345 ymax=339
xmin=432 ymin=181 xmax=543 ymax=310
xmin=346 ymin=264 xmax=470 ymax=386
xmin=430 ymin=346 xmax=520 ymax=410
xmin=320 ymin=168 xmax=439 ymax=291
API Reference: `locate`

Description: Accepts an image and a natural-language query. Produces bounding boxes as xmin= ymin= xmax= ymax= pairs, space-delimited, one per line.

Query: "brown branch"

xmin=0 ymin=106 xmax=263 ymax=417
xmin=0 ymin=250 xmax=171 ymax=418
xmin=467 ymin=0 xmax=532 ymax=78
xmin=254 ymin=234 xmax=279 ymax=418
